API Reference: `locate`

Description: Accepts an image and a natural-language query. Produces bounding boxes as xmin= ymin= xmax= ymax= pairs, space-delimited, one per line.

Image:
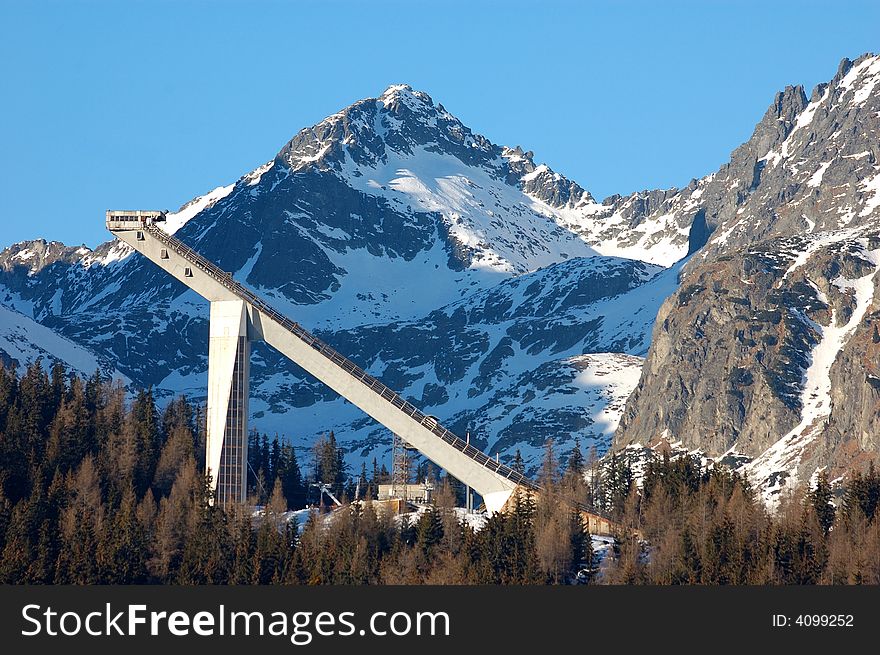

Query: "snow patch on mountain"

xmin=839 ymin=54 xmax=880 ymax=105
xmin=571 ymin=353 xmax=644 ymax=436
xmin=161 ymin=184 xmax=236 ymax=235
xmin=341 ymin=145 xmax=599 ymax=274
xmin=859 ymin=169 xmax=880 ymax=218
xmin=747 ymin=244 xmax=879 ymax=507
xmin=0 ymin=303 xmax=115 ymax=377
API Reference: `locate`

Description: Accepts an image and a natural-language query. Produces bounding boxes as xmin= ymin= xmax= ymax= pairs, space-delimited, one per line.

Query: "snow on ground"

xmin=0 ymin=302 xmax=118 ymax=377
xmin=858 ymin=168 xmax=880 ymax=218
xmin=807 ymin=161 xmax=832 ymax=188
xmin=547 ymin=203 xmax=690 ymax=267
xmin=570 ymin=353 xmax=644 ymax=436
xmin=248 ymin=229 xmax=508 ymax=332
xmin=839 ymin=54 xmax=880 ymax=106
xmin=781 ymin=228 xmax=860 ymax=281
xmin=589 ymin=258 xmax=685 ymax=356
xmin=343 ymin=145 xmax=600 ymax=275
xmin=160 ymin=184 xmax=235 ymax=235
xmin=590 ymin=534 xmax=616 ymax=571
xmin=747 ymin=243 xmax=880 ymax=508
xmin=254 ymin=502 xmax=489 ymax=537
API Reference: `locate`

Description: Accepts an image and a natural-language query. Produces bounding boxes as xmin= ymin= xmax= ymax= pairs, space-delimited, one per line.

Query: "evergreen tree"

xmin=809 ymin=471 xmax=836 ymax=535
xmin=177 ymin=475 xmax=232 ymax=584
xmin=269 ymin=436 xmax=282 ymax=483
xmin=246 ymin=429 xmax=261 ymax=494
xmin=566 ymin=437 xmax=585 ymax=476
xmin=569 ymin=510 xmax=590 ymax=576
xmin=415 ymin=505 xmax=444 ymax=555
xmin=18 ymin=360 xmax=53 ymax=459
xmin=230 ymin=511 xmax=256 ymax=585
xmin=539 ymin=439 xmax=559 ymax=488
xmin=843 ymin=462 xmax=880 ymax=523
xmin=358 ymin=462 xmax=369 ymax=501
xmin=259 ymin=433 xmax=271 ymax=480
xmin=50 ymin=360 xmax=67 ymax=412
xmin=0 ymin=489 xmax=10 ymax=554
xmin=512 ymin=449 xmax=525 ymax=474
xmin=130 ymin=388 xmax=160 ymax=496
xmin=278 ymin=444 xmax=304 ymax=510
xmin=98 ymin=487 xmax=148 ymax=583
xmin=314 ymin=432 xmax=347 ymax=489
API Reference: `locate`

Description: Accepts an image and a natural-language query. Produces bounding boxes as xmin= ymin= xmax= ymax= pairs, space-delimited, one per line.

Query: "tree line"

xmin=0 ymin=360 xmax=877 ymax=585
xmin=595 ymin=451 xmax=880 ymax=584
xmin=0 ymin=361 xmax=586 ymax=584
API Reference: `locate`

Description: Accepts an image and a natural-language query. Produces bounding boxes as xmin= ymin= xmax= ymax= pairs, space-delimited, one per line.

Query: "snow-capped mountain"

xmin=2 ymin=53 xmax=879 ymax=495
xmin=0 ymin=302 xmax=120 ymax=378
xmin=0 ymin=83 xmax=690 ymax=473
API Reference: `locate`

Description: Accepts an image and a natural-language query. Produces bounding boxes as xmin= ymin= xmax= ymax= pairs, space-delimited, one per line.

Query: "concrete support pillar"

xmin=207 ymin=300 xmax=250 ymax=506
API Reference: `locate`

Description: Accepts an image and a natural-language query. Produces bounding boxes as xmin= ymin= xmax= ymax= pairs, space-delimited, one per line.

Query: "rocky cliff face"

xmin=614 ymin=54 xmax=880 ymax=504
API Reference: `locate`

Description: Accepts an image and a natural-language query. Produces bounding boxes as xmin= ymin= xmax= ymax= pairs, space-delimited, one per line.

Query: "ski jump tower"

xmin=105 ymin=211 xmax=535 ymax=513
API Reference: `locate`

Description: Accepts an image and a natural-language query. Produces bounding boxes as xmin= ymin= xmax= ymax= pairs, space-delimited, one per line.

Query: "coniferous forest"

xmin=0 ymin=361 xmax=878 ymax=585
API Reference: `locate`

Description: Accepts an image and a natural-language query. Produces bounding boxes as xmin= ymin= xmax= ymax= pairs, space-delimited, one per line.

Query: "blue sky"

xmin=1 ymin=0 xmax=877 ymax=249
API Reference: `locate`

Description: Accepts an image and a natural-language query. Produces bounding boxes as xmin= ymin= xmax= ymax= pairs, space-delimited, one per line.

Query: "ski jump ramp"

xmin=106 ymin=212 xmax=533 ymax=514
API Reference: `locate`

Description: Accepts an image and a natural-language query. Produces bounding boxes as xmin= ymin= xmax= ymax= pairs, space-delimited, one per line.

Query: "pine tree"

xmin=539 ymin=439 xmax=559 ymax=488
xmin=0 ymin=361 xmax=19 ymax=433
xmin=50 ymin=360 xmax=68 ymax=412
xmin=177 ymin=474 xmax=232 ymax=584
xmin=567 ymin=437 xmax=585 ymax=476
xmin=843 ymin=462 xmax=880 ymax=523
xmin=415 ymin=505 xmax=444 ymax=555
xmin=0 ymin=489 xmax=11 ymax=553
xmin=809 ymin=470 xmax=836 ymax=535
xmin=398 ymin=514 xmax=416 ymax=548
xmin=278 ymin=444 xmax=304 ymax=510
xmin=230 ymin=511 xmax=256 ymax=585
xmin=569 ymin=510 xmax=590 ymax=577
xmin=130 ymin=388 xmax=160 ymax=496
xmin=358 ymin=462 xmax=369 ymax=501
xmin=153 ymin=459 xmax=198 ymax=580
xmin=260 ymin=433 xmax=271 ymax=480
xmin=246 ymin=429 xmax=261 ymax=494
xmin=18 ymin=360 xmax=53 ymax=459
xmin=269 ymin=436 xmax=282 ymax=483
xmin=98 ymin=487 xmax=148 ymax=583
xmin=252 ymin=518 xmax=288 ymax=584
xmin=314 ymin=432 xmax=346 ymax=487
xmin=160 ymin=396 xmax=194 ymax=443
xmin=152 ymin=423 xmax=196 ymax=497
xmin=512 ymin=449 xmax=525 ymax=474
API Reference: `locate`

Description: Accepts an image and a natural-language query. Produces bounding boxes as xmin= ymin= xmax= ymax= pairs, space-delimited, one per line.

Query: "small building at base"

xmin=377 ymin=483 xmax=433 ymax=504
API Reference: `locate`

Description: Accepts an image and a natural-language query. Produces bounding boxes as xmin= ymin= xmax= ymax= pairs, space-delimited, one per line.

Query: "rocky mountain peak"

xmin=832 ymin=52 xmax=880 ymax=97
xmin=270 ymin=85 xmax=598 ymax=213
xmin=377 ymin=83 xmax=434 ymax=112
xmin=0 ymin=239 xmax=91 ymax=276
xmin=274 ymin=84 xmax=494 ymax=173
xmin=751 ymin=84 xmax=808 ymax=155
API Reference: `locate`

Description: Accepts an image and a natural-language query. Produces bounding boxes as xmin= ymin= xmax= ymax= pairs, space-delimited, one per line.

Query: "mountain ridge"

xmin=614 ymin=52 xmax=880 ymax=504
xmin=2 ymin=54 xmax=878 ymax=490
